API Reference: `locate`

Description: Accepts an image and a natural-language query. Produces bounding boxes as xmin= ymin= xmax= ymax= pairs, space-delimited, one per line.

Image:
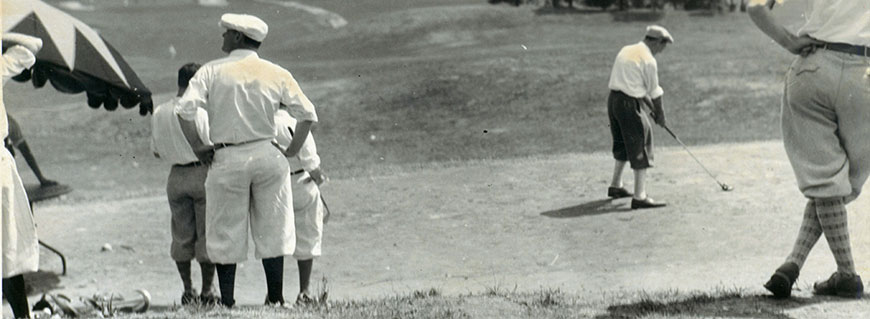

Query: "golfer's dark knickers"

xmin=608 ymin=90 xmax=653 ymax=169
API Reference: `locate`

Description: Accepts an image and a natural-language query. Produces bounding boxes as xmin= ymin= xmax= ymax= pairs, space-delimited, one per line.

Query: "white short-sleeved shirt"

xmin=797 ymin=0 xmax=870 ymax=46
xmin=176 ymin=49 xmax=318 ymax=144
xmin=273 ymin=109 xmax=320 ymax=172
xmin=607 ymin=42 xmax=664 ymax=100
xmin=151 ymin=97 xmax=212 ymax=165
xmin=1 ymin=45 xmax=37 ymax=140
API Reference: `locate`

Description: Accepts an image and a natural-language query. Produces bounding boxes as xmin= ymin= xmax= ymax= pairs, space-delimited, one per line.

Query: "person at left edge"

xmin=1 ymin=32 xmax=43 ymax=319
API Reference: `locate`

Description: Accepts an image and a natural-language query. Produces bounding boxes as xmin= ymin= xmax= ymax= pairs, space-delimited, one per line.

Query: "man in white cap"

xmin=177 ymin=13 xmax=318 ymax=307
xmin=1 ymin=32 xmax=43 ymax=319
xmin=749 ymin=0 xmax=868 ymax=299
xmin=273 ymin=104 xmax=328 ymax=305
xmin=605 ymin=25 xmax=672 ymax=209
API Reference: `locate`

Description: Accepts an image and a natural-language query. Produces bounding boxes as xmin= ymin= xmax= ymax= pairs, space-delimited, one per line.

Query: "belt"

xmin=214 ymin=138 xmax=269 ymax=151
xmin=174 ymin=161 xmax=203 ymax=167
xmin=816 ymin=42 xmax=870 ymax=57
xmin=290 ymin=169 xmax=305 ymax=175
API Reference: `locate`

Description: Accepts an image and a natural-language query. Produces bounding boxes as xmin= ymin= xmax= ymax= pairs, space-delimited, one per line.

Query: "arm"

xmin=178 ymin=115 xmax=213 ymax=164
xmin=282 ymin=120 xmax=312 ymax=158
xmin=643 ymin=59 xmax=667 ymax=127
xmin=16 ymin=141 xmax=56 ymax=186
xmin=747 ymin=0 xmax=822 ymax=55
xmin=297 ymin=132 xmax=327 ymax=185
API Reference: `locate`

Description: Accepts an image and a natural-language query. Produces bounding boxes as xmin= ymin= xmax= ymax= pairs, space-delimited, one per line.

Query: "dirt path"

xmin=13 ymin=140 xmax=870 ymax=318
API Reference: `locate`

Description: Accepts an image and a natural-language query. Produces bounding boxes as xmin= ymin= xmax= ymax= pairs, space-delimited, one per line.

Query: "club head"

xmin=720 ymin=184 xmax=734 ymax=192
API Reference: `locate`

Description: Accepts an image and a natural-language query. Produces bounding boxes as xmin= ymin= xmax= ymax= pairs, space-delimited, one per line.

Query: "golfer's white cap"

xmin=2 ymin=33 xmax=43 ymax=54
xmin=220 ymin=13 xmax=268 ymax=42
xmin=645 ymin=25 xmax=674 ymax=43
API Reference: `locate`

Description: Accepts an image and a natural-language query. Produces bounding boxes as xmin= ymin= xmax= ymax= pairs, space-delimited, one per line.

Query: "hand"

xmin=195 ymin=149 xmax=214 ymax=165
xmin=650 ymin=112 xmax=666 ymax=127
xmin=305 ymin=168 xmax=328 ymax=186
xmin=785 ymin=35 xmax=823 ymax=57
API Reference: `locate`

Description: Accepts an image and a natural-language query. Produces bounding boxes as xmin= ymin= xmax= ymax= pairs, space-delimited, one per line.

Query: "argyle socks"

xmin=785 ymin=200 xmax=822 ymax=268
xmin=816 ymin=197 xmax=856 ymax=275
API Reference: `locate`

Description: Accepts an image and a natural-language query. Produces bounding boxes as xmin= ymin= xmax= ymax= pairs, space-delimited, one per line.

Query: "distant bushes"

xmin=488 ymin=0 xmax=746 ymax=11
xmin=584 ymin=0 xmax=616 ymax=10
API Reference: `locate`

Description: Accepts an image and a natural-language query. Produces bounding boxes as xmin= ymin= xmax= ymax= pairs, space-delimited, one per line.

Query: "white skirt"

xmin=1 ymin=147 xmax=39 ymax=278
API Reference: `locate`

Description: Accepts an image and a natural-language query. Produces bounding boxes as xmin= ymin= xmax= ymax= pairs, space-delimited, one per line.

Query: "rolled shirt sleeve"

xmin=297 ymin=134 xmax=321 ymax=172
xmin=281 ymin=73 xmax=318 ymax=123
xmin=645 ymin=59 xmax=664 ymax=99
xmin=176 ymin=68 xmax=210 ymax=121
xmin=2 ymin=45 xmax=36 ymax=82
xmin=273 ymin=109 xmax=320 ymax=171
xmin=194 ymin=108 xmax=213 ymax=147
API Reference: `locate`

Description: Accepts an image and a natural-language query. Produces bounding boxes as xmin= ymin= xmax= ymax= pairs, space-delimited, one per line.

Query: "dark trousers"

xmin=607 ymin=90 xmax=653 ymax=169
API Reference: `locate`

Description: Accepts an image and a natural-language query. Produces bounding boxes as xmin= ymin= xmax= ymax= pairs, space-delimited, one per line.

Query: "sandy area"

xmin=9 ymin=140 xmax=870 ymax=318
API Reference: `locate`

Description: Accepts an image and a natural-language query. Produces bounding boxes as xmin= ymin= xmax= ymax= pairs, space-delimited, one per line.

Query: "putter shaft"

xmin=663 ymin=126 xmax=728 ymax=188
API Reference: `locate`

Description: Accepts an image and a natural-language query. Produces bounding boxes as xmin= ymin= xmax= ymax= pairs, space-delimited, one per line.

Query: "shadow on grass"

xmin=25 ymin=271 xmax=61 ymax=295
xmin=540 ymin=198 xmax=632 ymax=218
xmin=595 ymin=292 xmax=852 ymax=319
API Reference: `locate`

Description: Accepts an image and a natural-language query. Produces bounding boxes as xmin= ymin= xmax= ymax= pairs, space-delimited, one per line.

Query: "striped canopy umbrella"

xmin=2 ymin=0 xmax=152 ymax=115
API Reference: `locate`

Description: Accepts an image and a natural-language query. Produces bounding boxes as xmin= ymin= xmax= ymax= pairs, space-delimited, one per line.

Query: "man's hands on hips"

xmin=306 ymin=168 xmax=328 ymax=185
xmin=785 ymin=34 xmax=823 ymax=57
xmin=195 ymin=147 xmax=214 ymax=165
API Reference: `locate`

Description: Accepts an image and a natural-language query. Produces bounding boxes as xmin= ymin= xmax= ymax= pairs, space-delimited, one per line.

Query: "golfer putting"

xmin=605 ymin=25 xmax=672 ymax=209
xmin=749 ymin=0 xmax=869 ymax=299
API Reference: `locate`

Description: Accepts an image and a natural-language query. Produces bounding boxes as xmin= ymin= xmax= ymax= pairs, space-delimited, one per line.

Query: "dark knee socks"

xmin=215 ymin=263 xmax=237 ymax=307
xmin=262 ymin=257 xmax=284 ymax=304
xmin=3 ymin=275 xmax=30 ymax=319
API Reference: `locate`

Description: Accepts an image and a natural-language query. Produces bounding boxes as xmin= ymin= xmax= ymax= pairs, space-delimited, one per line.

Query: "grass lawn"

xmin=5 ymin=0 xmax=804 ymax=196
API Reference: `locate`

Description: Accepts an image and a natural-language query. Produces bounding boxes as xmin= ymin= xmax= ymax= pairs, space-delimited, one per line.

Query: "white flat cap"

xmin=2 ymin=33 xmax=43 ymax=54
xmin=220 ymin=13 xmax=268 ymax=42
xmin=645 ymin=25 xmax=674 ymax=43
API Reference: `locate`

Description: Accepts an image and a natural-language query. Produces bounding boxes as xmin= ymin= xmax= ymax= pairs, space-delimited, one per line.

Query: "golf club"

xmin=662 ymin=125 xmax=733 ymax=191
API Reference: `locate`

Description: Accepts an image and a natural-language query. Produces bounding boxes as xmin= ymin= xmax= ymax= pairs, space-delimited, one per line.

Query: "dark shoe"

xmin=607 ymin=187 xmax=633 ymax=199
xmin=631 ymin=197 xmax=667 ymax=209
xmin=764 ymin=262 xmax=799 ymax=299
xmin=813 ymin=272 xmax=863 ymax=298
xmin=181 ymin=290 xmax=198 ymax=305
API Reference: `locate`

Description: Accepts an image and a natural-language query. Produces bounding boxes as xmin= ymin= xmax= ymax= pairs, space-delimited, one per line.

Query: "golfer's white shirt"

xmin=176 ymin=49 xmax=318 ymax=144
xmin=273 ymin=109 xmax=320 ymax=172
xmin=150 ymin=97 xmax=212 ymax=165
xmin=608 ymin=42 xmax=664 ymax=100
xmin=798 ymin=0 xmax=870 ymax=46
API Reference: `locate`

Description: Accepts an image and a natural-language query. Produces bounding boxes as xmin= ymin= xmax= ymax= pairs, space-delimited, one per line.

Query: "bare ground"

xmin=11 ymin=139 xmax=870 ymax=318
